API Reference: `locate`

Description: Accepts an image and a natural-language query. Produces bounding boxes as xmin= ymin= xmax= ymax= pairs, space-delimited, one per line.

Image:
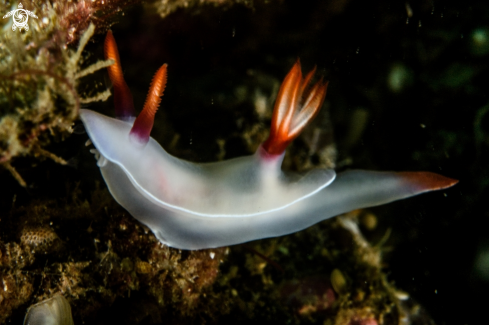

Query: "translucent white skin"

xmin=80 ymin=108 xmax=452 ymax=250
xmin=23 ymin=295 xmax=74 ymax=325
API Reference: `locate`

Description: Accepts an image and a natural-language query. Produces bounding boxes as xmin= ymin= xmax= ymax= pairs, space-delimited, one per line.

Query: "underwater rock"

xmin=151 ymin=0 xmax=256 ymax=18
xmin=279 ymin=275 xmax=336 ymax=316
xmin=20 ymin=226 xmax=62 ymax=254
xmin=0 ymin=187 xmax=231 ymax=322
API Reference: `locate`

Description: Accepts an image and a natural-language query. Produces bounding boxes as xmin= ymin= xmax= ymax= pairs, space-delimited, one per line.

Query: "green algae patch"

xmin=0 ymin=1 xmax=128 ymax=186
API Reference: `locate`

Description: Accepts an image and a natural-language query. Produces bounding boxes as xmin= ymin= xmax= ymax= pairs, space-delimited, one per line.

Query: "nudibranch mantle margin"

xmin=79 ymin=31 xmax=458 ymax=250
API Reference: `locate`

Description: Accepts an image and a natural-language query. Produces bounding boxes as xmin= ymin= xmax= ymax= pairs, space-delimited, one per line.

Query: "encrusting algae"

xmin=0 ymin=0 xmax=141 ymax=186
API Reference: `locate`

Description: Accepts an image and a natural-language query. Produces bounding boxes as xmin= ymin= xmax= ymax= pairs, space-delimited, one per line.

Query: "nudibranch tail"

xmin=129 ymin=63 xmax=168 ymax=145
xmin=104 ymin=31 xmax=135 ymax=120
xmin=397 ymin=171 xmax=459 ymax=193
xmin=263 ymin=59 xmax=328 ymax=155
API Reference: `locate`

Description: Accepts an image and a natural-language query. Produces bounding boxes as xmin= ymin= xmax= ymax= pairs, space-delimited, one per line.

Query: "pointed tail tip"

xmin=400 ymin=171 xmax=459 ymax=192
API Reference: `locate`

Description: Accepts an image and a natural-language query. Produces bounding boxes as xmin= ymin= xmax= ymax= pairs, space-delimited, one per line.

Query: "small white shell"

xmin=24 ymin=294 xmax=74 ymax=325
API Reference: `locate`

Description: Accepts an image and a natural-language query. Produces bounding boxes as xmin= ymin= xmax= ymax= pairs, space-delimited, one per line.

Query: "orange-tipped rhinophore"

xmin=263 ymin=59 xmax=328 ymax=155
xmin=129 ymin=64 xmax=168 ymax=145
xmin=104 ymin=31 xmax=135 ymax=120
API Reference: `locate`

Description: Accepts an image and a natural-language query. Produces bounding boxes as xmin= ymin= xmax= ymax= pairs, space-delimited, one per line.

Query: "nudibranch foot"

xmin=96 ymin=161 xmax=457 ymax=249
xmin=79 ymin=31 xmax=458 ymax=250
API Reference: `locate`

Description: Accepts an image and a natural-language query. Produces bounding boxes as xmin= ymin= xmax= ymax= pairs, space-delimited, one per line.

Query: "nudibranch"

xmin=79 ymin=31 xmax=458 ymax=250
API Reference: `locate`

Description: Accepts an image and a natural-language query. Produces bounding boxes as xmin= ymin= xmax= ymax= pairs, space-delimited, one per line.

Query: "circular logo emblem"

xmin=3 ymin=3 xmax=38 ymax=32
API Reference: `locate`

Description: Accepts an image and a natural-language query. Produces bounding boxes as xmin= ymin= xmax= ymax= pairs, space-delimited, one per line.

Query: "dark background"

xmin=2 ymin=0 xmax=487 ymax=324
xmin=98 ymin=2 xmax=488 ymax=323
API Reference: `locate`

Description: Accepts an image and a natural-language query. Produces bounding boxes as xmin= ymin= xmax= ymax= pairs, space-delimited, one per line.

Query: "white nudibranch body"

xmin=80 ymin=31 xmax=458 ymax=250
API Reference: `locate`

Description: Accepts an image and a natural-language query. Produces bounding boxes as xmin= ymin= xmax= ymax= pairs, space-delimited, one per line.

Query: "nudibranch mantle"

xmin=80 ymin=31 xmax=457 ymax=250
xmin=80 ymin=108 xmax=335 ymax=217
